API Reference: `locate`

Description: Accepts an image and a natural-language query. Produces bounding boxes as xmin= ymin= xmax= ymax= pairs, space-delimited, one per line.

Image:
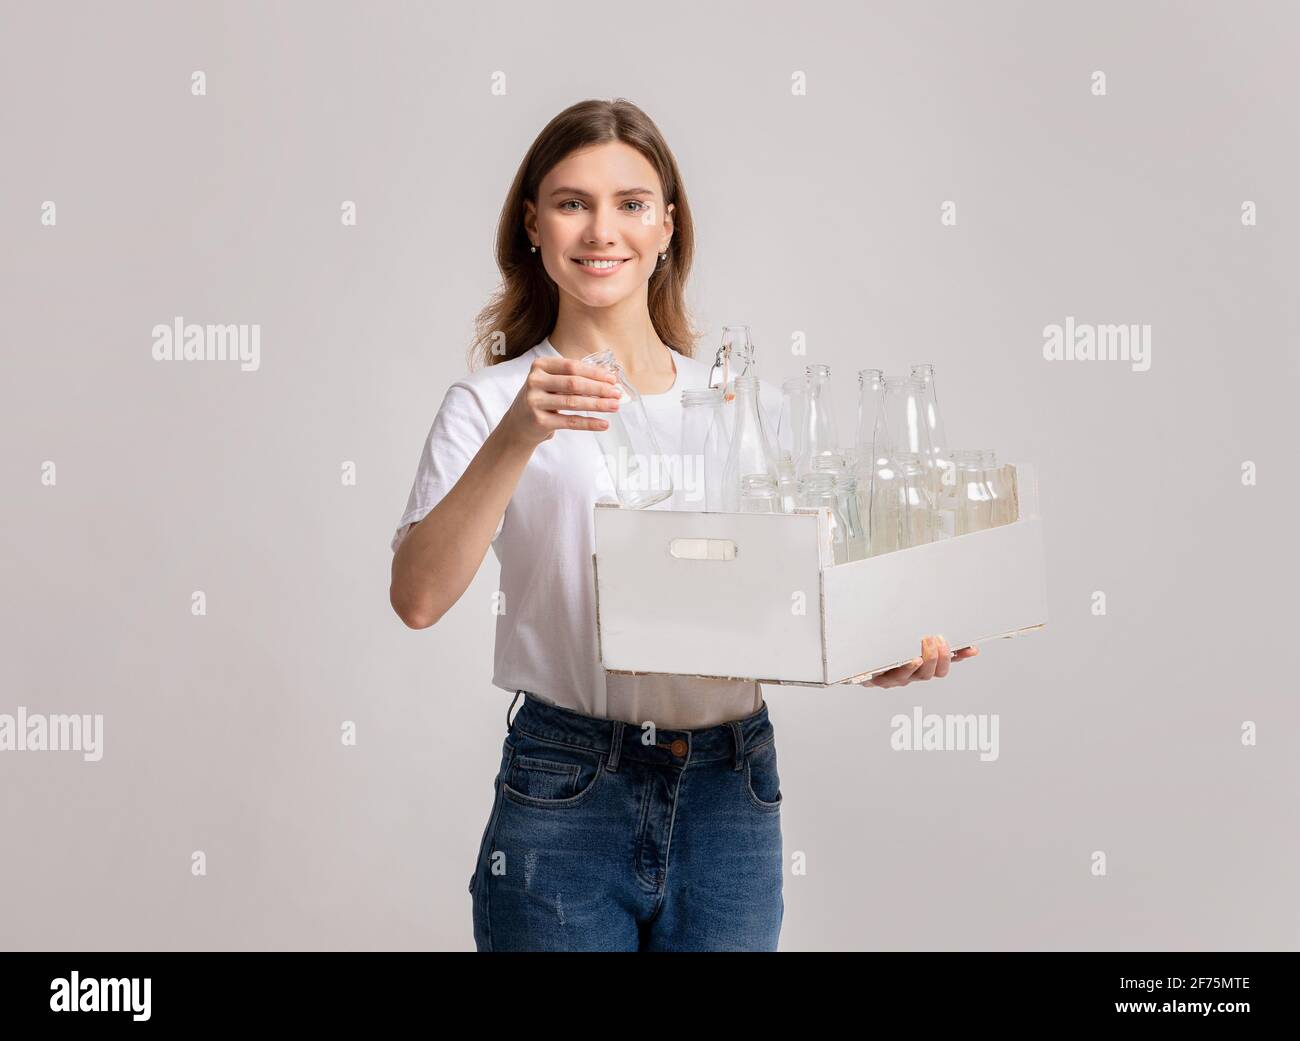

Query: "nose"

xmin=583 ymin=203 xmax=617 ymax=246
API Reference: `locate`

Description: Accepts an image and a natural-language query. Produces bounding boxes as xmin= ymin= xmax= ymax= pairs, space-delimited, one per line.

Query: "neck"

xmin=548 ymin=294 xmax=675 ymax=392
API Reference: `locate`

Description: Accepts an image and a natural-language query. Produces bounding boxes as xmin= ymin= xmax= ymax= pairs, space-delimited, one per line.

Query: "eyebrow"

xmin=548 ymin=186 xmax=656 ymax=198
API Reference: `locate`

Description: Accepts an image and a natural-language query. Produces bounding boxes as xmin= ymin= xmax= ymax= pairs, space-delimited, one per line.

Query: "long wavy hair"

xmin=468 ymin=98 xmax=700 ymax=370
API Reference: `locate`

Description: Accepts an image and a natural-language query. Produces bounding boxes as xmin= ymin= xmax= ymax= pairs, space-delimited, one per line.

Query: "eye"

xmin=559 ymin=199 xmax=584 ymax=211
xmin=623 ymin=200 xmax=649 ymax=212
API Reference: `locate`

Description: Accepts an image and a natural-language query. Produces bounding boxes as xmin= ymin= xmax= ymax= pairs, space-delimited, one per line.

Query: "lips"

xmin=572 ymin=257 xmax=629 ymax=276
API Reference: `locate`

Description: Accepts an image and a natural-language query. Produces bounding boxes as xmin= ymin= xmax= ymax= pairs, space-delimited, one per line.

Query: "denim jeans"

xmin=469 ymin=691 xmax=784 ymax=951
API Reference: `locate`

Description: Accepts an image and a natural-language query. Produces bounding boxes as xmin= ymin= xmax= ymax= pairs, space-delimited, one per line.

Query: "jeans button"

xmin=670 ymin=739 xmax=687 ymax=757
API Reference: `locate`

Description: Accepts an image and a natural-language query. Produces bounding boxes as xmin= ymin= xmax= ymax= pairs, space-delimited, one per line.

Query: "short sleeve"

xmin=391 ymin=382 xmax=505 ymax=553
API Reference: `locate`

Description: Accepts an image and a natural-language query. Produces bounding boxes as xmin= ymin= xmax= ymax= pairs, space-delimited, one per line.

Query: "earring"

xmin=530 ymin=244 xmax=537 ymax=253
xmin=659 ymin=250 xmax=668 ymax=261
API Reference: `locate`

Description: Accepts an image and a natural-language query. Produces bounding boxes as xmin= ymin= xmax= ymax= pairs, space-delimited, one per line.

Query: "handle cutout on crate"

xmin=668 ymin=537 xmax=738 ymax=561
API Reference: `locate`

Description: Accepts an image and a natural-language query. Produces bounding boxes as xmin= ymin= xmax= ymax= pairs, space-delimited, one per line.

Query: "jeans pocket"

xmin=744 ymin=739 xmax=783 ymax=811
xmin=501 ymin=734 xmax=603 ymax=808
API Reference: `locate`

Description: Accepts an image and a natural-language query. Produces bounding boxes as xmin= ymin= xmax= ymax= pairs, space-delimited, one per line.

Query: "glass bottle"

xmin=866 ymin=454 xmax=906 ymax=556
xmin=721 ymin=375 xmax=782 ymax=513
xmin=798 ymin=471 xmax=850 ymax=564
xmin=868 ymin=450 xmax=937 ymax=553
xmin=739 ymin=474 xmax=779 ymax=513
xmin=707 ymin=324 xmax=759 ymax=452
xmin=856 ymin=368 xmax=885 ymax=464
xmin=878 ymin=377 xmax=948 ymax=539
xmin=776 ymin=375 xmax=806 ymax=465
xmin=895 ymin=451 xmax=938 ymax=547
xmin=581 ymin=349 xmax=673 ymax=509
xmin=796 ymin=364 xmax=841 ymax=478
xmin=979 ymin=449 xmax=1015 ymax=526
xmin=952 ymin=450 xmax=992 ymax=535
xmin=909 ymin=363 xmax=956 ymax=536
xmin=677 ymin=388 xmax=725 ymax=512
xmin=835 ymin=474 xmax=868 ymax=562
xmin=775 ymin=375 xmax=806 ymax=513
xmin=708 ymin=324 xmax=757 ymax=408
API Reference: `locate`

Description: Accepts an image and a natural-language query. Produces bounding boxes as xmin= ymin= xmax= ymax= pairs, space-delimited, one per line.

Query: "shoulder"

xmin=443 ymin=343 xmax=546 ymax=413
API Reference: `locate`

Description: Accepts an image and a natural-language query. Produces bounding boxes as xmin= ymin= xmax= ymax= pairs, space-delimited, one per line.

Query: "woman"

xmin=389 ymin=98 xmax=977 ymax=952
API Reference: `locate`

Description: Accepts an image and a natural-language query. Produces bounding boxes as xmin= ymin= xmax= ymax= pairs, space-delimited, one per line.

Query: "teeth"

xmin=577 ymin=259 xmax=624 ymax=269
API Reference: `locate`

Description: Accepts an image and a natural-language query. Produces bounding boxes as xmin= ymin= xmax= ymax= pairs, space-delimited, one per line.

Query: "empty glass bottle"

xmin=835 ymin=474 xmax=868 ymax=562
xmin=799 ymin=471 xmax=851 ymax=564
xmin=677 ymin=388 xmax=725 ymax=512
xmin=952 ymin=450 xmax=992 ymax=535
xmin=866 ymin=454 xmax=906 ymax=556
xmin=774 ymin=376 xmax=806 ymax=513
xmin=776 ymin=375 xmax=807 ymax=464
xmin=581 ymin=349 xmax=673 ymax=509
xmin=708 ymin=324 xmax=757 ymax=411
xmin=739 ymin=474 xmax=780 ymax=513
xmin=878 ymin=377 xmax=949 ymax=539
xmin=856 ymin=368 xmax=885 ymax=463
xmin=796 ymin=364 xmax=841 ymax=478
xmin=721 ymin=375 xmax=781 ymax=512
xmin=869 ymin=451 xmax=937 ymax=554
xmin=979 ymin=449 xmax=1016 ymax=526
xmin=910 ymin=363 xmax=956 ymax=537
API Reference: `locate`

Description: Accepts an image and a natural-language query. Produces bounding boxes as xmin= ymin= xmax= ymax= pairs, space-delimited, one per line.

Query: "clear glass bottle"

xmin=707 ymin=324 xmax=758 ymax=451
xmin=708 ymin=324 xmax=756 ymax=407
xmin=856 ymin=368 xmax=885 ymax=464
xmin=952 ymin=450 xmax=992 ymax=535
xmin=909 ymin=363 xmax=956 ymax=536
xmin=866 ymin=454 xmax=905 ymax=556
xmin=979 ymin=449 xmax=1015 ymax=526
xmin=677 ymin=388 xmax=725 ymax=512
xmin=835 ymin=474 xmax=868 ymax=562
xmin=581 ymin=349 xmax=673 ymax=509
xmin=869 ymin=450 xmax=937 ymax=554
xmin=721 ymin=375 xmax=781 ymax=513
xmin=799 ymin=471 xmax=850 ymax=564
xmin=895 ymin=451 xmax=938 ymax=547
xmin=776 ymin=375 xmax=807 ymax=464
xmin=796 ymin=364 xmax=841 ymax=478
xmin=879 ymin=377 xmax=948 ymax=539
xmin=739 ymin=474 xmax=779 ymax=513
xmin=774 ymin=375 xmax=806 ymax=513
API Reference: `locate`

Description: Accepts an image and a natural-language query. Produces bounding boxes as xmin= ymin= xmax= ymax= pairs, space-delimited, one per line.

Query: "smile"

xmin=572 ymin=258 xmax=629 ymax=275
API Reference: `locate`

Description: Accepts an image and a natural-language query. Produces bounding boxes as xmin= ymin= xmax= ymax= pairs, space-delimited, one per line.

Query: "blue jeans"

xmin=469 ymin=692 xmax=784 ymax=951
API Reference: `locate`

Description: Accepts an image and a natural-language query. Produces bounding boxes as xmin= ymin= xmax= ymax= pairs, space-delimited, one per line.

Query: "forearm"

xmin=390 ymin=420 xmax=534 ymax=628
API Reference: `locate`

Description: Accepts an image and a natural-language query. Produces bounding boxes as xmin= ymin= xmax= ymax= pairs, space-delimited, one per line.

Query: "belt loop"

xmin=728 ymin=721 xmax=745 ymax=771
xmin=506 ymin=690 xmax=522 ymax=732
xmin=607 ymin=721 xmax=624 ymax=772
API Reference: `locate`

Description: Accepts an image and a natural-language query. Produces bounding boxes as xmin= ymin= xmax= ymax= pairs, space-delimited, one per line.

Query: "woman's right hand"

xmin=503 ymin=354 xmax=623 ymax=447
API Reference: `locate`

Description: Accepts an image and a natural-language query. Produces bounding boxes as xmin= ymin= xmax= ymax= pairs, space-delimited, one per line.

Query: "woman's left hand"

xmin=862 ymin=635 xmax=978 ymax=688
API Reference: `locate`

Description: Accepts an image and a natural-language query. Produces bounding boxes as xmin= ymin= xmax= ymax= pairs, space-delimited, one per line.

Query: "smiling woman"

xmin=390 ymin=97 xmax=979 ymax=953
xmin=391 ymin=89 xmax=993 ymax=953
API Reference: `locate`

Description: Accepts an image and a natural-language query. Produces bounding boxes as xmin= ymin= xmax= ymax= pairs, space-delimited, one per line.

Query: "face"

xmin=524 ymin=141 xmax=674 ymax=309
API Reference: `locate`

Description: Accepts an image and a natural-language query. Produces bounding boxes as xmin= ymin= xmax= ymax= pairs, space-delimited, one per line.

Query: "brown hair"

xmin=467 ymin=98 xmax=700 ymax=369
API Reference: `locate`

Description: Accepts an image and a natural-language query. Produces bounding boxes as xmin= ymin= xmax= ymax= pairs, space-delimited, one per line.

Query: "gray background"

xmin=2 ymin=0 xmax=1296 ymax=950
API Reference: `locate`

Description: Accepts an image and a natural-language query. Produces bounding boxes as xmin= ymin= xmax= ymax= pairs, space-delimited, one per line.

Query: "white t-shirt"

xmin=392 ymin=336 xmax=783 ymax=729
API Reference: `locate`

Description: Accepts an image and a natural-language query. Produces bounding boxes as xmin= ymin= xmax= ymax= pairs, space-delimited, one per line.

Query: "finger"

xmin=934 ymin=636 xmax=951 ymax=679
xmin=541 ymin=412 xmax=610 ymax=432
xmin=868 ymin=656 xmax=924 ymax=688
xmin=537 ymin=356 xmax=619 ymax=384
xmin=537 ymin=371 xmax=623 ymax=398
xmin=952 ymin=646 xmax=979 ymax=662
xmin=533 ymin=390 xmax=622 ymax=414
xmin=912 ymin=637 xmax=940 ymax=681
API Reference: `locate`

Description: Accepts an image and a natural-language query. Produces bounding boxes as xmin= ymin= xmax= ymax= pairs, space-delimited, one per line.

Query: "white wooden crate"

xmin=593 ymin=463 xmax=1047 ymax=686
